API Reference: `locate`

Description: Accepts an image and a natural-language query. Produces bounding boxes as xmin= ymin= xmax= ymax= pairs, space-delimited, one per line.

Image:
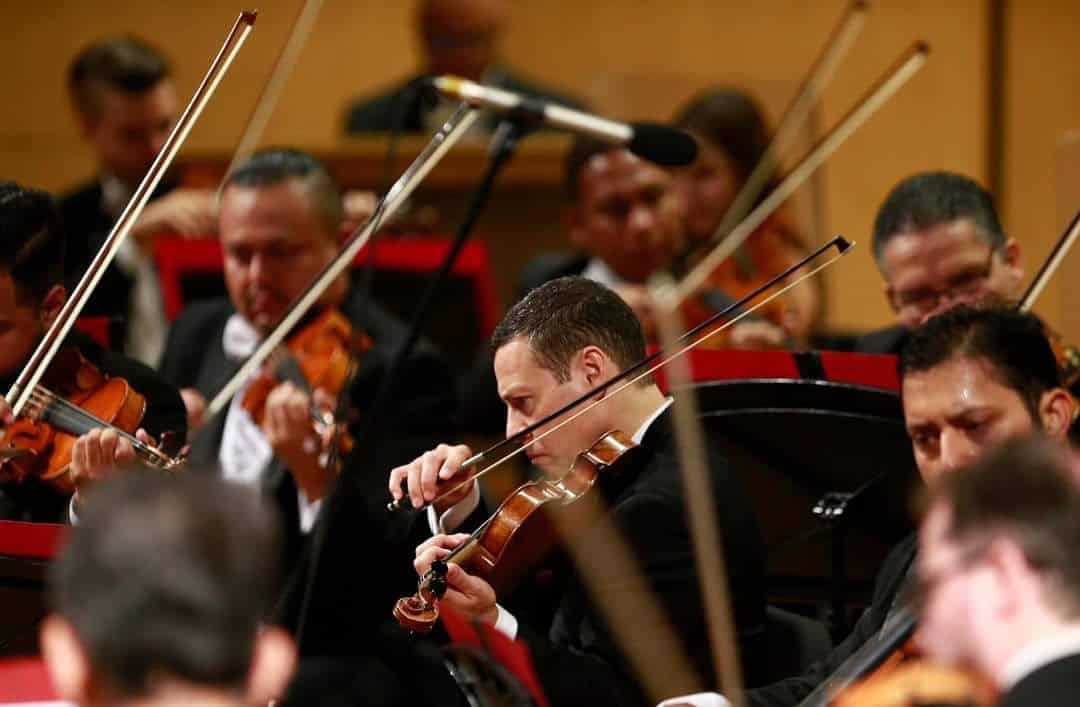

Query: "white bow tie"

xmin=222 ymin=314 xmax=261 ymax=361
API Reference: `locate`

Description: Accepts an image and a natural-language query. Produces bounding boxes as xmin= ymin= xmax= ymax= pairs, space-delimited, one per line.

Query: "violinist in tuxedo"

xmin=61 ymin=36 xmax=217 ymax=365
xmin=855 ymin=171 xmax=1025 ymax=355
xmin=0 ymin=182 xmax=186 ymax=521
xmin=664 ymin=306 xmax=1074 ymax=707
xmin=393 ymin=276 xmax=769 ymax=706
xmin=915 ymin=435 xmax=1080 ymax=707
xmin=344 ymin=0 xmax=584 ymax=135
xmin=157 ymin=149 xmax=457 ymax=556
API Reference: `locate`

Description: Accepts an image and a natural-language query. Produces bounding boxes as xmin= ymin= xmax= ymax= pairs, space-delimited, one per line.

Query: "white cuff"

xmin=68 ymin=495 xmax=80 ymax=525
xmin=426 ymin=482 xmax=481 ymax=535
xmin=493 ymin=603 xmax=518 ymax=640
xmin=657 ymin=693 xmax=730 ymax=707
xmin=297 ymin=489 xmax=323 ymax=534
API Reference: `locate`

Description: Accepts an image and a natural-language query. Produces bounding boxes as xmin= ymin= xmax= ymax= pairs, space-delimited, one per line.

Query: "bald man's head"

xmin=418 ymin=0 xmax=509 ymax=79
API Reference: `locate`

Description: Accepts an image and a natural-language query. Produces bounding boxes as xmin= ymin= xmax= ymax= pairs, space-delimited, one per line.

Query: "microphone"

xmin=430 ymin=75 xmax=699 ymax=167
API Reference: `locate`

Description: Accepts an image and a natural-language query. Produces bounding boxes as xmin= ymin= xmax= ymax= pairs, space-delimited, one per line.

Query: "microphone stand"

xmin=289 ymin=114 xmax=533 ymax=651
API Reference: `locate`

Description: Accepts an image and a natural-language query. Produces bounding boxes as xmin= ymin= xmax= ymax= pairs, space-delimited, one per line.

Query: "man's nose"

xmin=939 ymin=429 xmax=978 ymax=474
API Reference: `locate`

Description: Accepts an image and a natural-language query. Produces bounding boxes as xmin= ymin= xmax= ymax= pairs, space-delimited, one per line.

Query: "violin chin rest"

xmin=393 ymin=595 xmax=439 ymax=634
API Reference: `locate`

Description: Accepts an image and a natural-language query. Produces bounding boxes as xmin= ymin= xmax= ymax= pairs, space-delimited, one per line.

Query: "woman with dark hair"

xmin=673 ymin=88 xmax=821 ymax=345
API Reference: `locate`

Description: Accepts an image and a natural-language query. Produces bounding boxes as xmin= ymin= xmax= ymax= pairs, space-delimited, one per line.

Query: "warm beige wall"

xmin=1003 ymin=1 xmax=1080 ymax=339
xmin=0 ymin=0 xmax=989 ymax=333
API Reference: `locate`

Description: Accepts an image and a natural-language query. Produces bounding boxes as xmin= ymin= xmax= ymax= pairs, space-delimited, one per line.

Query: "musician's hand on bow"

xmin=131 ymin=188 xmax=217 ymax=244
xmin=179 ymin=388 xmax=206 ymax=433
xmin=0 ymin=396 xmax=14 ymax=429
xmin=342 ymin=189 xmax=378 ymax=234
xmin=70 ymin=427 xmax=153 ymax=497
xmin=414 ymin=533 xmax=499 ymax=625
xmin=263 ymin=382 xmax=335 ymax=502
xmin=389 ymin=443 xmax=476 ymax=511
xmin=727 ymin=319 xmax=788 ymax=349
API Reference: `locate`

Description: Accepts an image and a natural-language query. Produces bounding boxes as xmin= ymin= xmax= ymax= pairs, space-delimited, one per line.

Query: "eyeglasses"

xmin=891 ymin=248 xmax=998 ymax=316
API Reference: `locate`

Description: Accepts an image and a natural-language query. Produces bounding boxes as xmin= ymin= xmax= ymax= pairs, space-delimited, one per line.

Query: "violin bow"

xmin=6 ymin=11 xmax=258 ymax=418
xmin=689 ymin=0 xmax=869 ymax=263
xmin=204 ymin=103 xmax=482 ymax=419
xmin=1017 ymin=207 xmax=1080 ymax=312
xmin=675 ymin=41 xmax=928 ymax=303
xmin=219 ymin=0 xmax=326 ymax=189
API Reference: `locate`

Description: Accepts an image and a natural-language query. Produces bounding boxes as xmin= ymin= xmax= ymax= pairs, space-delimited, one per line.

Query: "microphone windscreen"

xmin=627 ymin=123 xmax=699 ymax=167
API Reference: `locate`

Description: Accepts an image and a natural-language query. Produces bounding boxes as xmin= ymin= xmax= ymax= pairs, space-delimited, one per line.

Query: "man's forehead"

xmin=582 ymin=151 xmax=667 ymax=195
xmin=903 ymin=356 xmax=1019 ymax=417
xmin=883 ymin=219 xmax=986 ymax=264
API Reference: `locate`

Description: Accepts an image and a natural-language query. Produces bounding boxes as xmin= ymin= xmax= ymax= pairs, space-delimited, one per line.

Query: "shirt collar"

xmin=580 ymin=257 xmax=630 ymax=291
xmin=999 ymin=627 xmax=1080 ymax=689
xmin=222 ymin=313 xmax=261 ymax=361
xmin=631 ymin=396 xmax=673 ymax=444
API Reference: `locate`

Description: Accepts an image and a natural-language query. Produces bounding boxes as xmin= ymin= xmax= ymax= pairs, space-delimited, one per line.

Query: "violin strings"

xmin=427 ymin=248 xmax=852 ymax=508
xmin=25 ymin=388 xmax=166 ymax=464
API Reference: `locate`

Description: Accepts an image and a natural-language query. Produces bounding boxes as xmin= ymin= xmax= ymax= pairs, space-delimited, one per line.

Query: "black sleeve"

xmin=157 ymin=301 xmax=227 ymax=390
xmin=745 ymin=535 xmax=917 ymax=707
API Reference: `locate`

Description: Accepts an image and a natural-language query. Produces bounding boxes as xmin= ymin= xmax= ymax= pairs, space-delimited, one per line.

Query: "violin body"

xmin=1 ymin=348 xmax=148 ymax=493
xmin=394 ymin=430 xmax=641 ymax=633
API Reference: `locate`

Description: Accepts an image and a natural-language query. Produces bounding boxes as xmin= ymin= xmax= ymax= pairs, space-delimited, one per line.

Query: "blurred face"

xmin=420 ymin=0 xmax=506 ymax=79
xmin=882 ymin=219 xmax=1024 ymax=330
xmin=569 ymin=150 xmax=687 ymax=283
xmin=494 ymin=337 xmax=615 ymax=477
xmin=77 ymin=81 xmax=178 ymax=186
xmin=902 ymin=356 xmax=1048 ymax=486
xmin=0 ymin=273 xmax=65 ymax=378
xmin=674 ymin=139 xmax=742 ymax=244
xmin=219 ymin=181 xmax=339 ymax=334
xmin=916 ymin=504 xmax=993 ymax=670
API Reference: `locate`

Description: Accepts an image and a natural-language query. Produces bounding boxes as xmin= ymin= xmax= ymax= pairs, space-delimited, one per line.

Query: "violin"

xmin=394 ymin=430 xmax=641 ymax=633
xmin=240 ymin=308 xmax=372 ymax=456
xmin=0 ymin=347 xmax=181 ymax=493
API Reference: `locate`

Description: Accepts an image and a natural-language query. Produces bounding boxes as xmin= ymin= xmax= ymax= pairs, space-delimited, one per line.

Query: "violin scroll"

xmin=393 ymin=559 xmax=449 ymax=634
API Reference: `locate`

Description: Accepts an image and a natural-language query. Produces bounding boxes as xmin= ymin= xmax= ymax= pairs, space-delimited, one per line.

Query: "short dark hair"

xmin=68 ymin=36 xmax=171 ymax=117
xmin=0 ymin=182 xmax=65 ymax=302
xmin=933 ymin=435 xmax=1080 ymax=617
xmin=872 ymin=172 xmax=1005 ymax=264
xmin=225 ymin=149 xmax=344 ymax=234
xmin=49 ymin=472 xmax=281 ymax=699
xmin=491 ymin=276 xmax=647 ymax=383
xmin=563 ymin=134 xmax=618 ymax=202
xmin=673 ymin=87 xmax=771 ymax=185
xmin=899 ymin=305 xmax=1060 ymax=420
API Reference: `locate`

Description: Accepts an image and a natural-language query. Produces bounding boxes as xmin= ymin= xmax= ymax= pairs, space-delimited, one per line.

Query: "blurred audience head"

xmin=418 ymin=0 xmax=509 ymax=80
xmin=68 ymin=36 xmax=177 ymax=186
xmin=41 ymin=471 xmax=295 ymax=707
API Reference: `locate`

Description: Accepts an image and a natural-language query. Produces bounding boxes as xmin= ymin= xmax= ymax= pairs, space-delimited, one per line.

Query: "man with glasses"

xmin=913 ymin=435 xmax=1080 ymax=706
xmin=857 ymin=171 xmax=1025 ymax=354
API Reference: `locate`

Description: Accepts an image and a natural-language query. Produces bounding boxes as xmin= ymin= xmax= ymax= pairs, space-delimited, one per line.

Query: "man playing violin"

xmin=0 ymin=181 xmax=187 ymax=521
xmin=157 ymin=148 xmax=456 ymax=564
xmin=914 ymin=435 xmax=1080 ymax=707
xmin=393 ymin=275 xmax=769 ymax=705
xmin=857 ymin=171 xmax=1025 ymax=354
xmin=666 ymin=306 xmax=1073 ymax=707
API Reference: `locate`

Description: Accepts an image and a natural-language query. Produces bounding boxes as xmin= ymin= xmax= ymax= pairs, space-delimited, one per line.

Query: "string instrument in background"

xmin=238 ymin=308 xmax=373 ymax=458
xmin=0 ymin=12 xmax=257 ymax=492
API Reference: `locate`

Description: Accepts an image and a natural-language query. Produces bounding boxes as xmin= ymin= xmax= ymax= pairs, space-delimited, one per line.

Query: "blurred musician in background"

xmin=344 ymin=0 xmax=585 ymax=135
xmin=41 ymin=472 xmax=296 ymax=707
xmin=672 ymin=88 xmax=821 ymax=347
xmin=61 ymin=36 xmax=217 ymax=365
xmin=857 ymin=171 xmax=1025 ymax=354
xmin=665 ymin=306 xmax=1073 ymax=707
xmin=157 ymin=149 xmax=456 ymax=550
xmin=916 ymin=434 xmax=1080 ymax=707
xmin=0 ymin=181 xmax=186 ymax=522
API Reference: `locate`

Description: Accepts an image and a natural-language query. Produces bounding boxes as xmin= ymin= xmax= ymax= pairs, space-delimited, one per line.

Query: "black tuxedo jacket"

xmin=512 ymin=409 xmax=768 ymax=707
xmin=343 ymin=68 xmax=586 ymax=134
xmin=854 ymin=324 xmax=909 ymax=355
xmin=0 ymin=329 xmax=187 ymax=522
xmin=745 ymin=534 xmax=917 ymax=707
xmin=59 ymin=179 xmax=177 ymax=343
xmin=1000 ymin=652 xmax=1080 ymax=707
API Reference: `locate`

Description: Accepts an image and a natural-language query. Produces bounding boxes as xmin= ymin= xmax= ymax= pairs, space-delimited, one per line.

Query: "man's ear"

xmin=1001 ymin=237 xmax=1025 ymax=287
xmin=39 ymin=285 xmax=68 ymax=330
xmin=247 ymin=627 xmax=297 ymax=706
xmin=40 ymin=615 xmax=91 ymax=703
xmin=578 ymin=346 xmax=609 ymax=389
xmin=1039 ymin=388 xmax=1075 ymax=440
xmin=884 ymin=282 xmax=899 ymax=314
